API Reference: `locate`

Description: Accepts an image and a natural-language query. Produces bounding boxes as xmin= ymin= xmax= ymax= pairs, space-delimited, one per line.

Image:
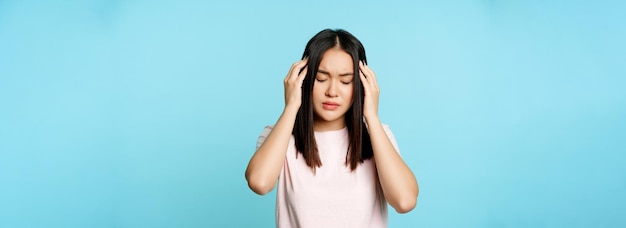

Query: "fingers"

xmin=359 ymin=70 xmax=370 ymax=94
xmin=359 ymin=61 xmax=378 ymax=89
xmin=296 ymin=65 xmax=308 ymax=87
xmin=285 ymin=58 xmax=308 ymax=83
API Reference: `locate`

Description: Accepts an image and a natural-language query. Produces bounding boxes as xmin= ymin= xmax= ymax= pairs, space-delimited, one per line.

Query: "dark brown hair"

xmin=293 ymin=29 xmax=373 ymax=172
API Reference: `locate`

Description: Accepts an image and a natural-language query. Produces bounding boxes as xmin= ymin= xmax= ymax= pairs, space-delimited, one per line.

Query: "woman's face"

xmin=312 ymin=47 xmax=354 ymax=130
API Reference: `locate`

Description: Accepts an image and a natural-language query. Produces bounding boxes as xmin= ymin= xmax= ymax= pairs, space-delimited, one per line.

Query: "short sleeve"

xmin=382 ymin=124 xmax=401 ymax=155
xmin=255 ymin=125 xmax=274 ymax=151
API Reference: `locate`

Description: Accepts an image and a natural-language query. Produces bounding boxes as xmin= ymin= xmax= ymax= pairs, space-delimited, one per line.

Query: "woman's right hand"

xmin=283 ymin=58 xmax=308 ymax=110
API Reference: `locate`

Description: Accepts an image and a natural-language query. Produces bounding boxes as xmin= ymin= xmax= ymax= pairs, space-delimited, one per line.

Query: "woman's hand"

xmin=359 ymin=61 xmax=380 ymax=121
xmin=284 ymin=58 xmax=308 ymax=111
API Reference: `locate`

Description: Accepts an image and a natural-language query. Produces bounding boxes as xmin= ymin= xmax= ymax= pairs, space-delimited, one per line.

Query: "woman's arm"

xmin=359 ymin=61 xmax=419 ymax=213
xmin=245 ymin=59 xmax=308 ymax=195
xmin=245 ymin=108 xmax=297 ymax=195
xmin=368 ymin=120 xmax=419 ymax=213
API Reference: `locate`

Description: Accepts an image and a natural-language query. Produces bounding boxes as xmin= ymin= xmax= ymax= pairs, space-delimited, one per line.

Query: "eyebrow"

xmin=317 ymin=69 xmax=354 ymax=76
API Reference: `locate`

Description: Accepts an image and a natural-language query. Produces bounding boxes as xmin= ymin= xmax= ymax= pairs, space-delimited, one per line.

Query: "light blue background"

xmin=1 ymin=0 xmax=625 ymax=227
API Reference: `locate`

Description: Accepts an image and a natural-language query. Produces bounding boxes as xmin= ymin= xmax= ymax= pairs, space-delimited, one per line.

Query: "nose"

xmin=324 ymin=80 xmax=338 ymax=97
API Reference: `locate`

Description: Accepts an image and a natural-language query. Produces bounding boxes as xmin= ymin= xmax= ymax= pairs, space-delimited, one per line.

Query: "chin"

xmin=314 ymin=112 xmax=347 ymax=123
xmin=314 ymin=105 xmax=350 ymax=124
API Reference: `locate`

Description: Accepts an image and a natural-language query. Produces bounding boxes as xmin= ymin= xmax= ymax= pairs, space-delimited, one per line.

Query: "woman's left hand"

xmin=359 ymin=61 xmax=380 ymax=121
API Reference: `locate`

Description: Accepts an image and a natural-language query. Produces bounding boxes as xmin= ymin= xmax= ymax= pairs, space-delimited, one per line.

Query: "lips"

xmin=322 ymin=102 xmax=339 ymax=110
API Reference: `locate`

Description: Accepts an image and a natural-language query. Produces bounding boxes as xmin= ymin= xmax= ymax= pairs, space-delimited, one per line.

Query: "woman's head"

xmin=293 ymin=29 xmax=373 ymax=172
xmin=310 ymin=47 xmax=354 ymax=129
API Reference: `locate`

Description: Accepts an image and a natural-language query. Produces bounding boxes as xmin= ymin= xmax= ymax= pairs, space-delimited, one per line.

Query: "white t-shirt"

xmin=256 ymin=125 xmax=400 ymax=228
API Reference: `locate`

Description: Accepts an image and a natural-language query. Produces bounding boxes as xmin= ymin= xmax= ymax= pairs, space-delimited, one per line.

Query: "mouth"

xmin=322 ymin=102 xmax=339 ymax=110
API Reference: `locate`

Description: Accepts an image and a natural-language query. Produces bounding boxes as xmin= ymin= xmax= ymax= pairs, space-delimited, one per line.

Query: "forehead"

xmin=318 ymin=48 xmax=354 ymax=72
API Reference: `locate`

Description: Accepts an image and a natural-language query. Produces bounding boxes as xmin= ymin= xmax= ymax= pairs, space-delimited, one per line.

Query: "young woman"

xmin=245 ymin=29 xmax=418 ymax=228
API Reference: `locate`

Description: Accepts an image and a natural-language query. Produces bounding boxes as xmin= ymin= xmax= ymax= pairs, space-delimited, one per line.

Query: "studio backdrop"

xmin=1 ymin=0 xmax=624 ymax=227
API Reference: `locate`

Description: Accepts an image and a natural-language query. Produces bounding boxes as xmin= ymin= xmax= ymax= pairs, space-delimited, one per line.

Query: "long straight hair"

xmin=293 ymin=29 xmax=373 ymax=172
